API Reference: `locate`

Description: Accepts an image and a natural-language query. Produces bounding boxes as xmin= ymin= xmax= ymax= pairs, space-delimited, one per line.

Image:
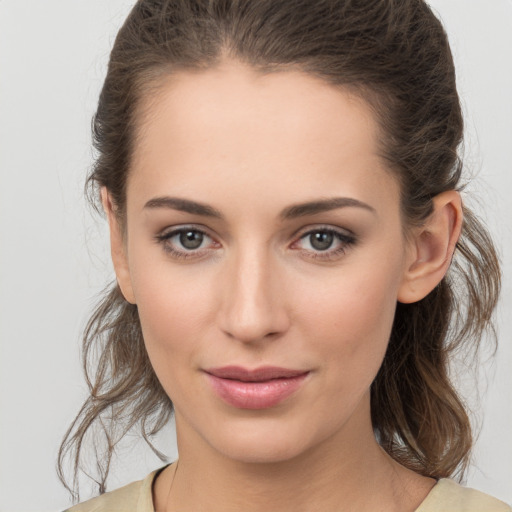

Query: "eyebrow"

xmin=143 ymin=196 xmax=376 ymax=220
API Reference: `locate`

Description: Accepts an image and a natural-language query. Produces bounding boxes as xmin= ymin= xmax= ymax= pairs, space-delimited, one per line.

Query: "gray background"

xmin=0 ymin=1 xmax=511 ymax=510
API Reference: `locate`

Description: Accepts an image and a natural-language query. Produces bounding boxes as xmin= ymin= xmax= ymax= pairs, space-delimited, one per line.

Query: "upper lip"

xmin=204 ymin=366 xmax=309 ymax=382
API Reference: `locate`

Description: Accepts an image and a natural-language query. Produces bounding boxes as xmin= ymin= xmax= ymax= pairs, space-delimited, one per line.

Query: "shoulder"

xmin=62 ymin=466 xmax=168 ymax=512
xmin=417 ymin=479 xmax=512 ymax=512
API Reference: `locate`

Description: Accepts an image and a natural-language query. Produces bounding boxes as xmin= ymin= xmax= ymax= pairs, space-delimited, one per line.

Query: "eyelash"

xmin=155 ymin=225 xmax=356 ymax=262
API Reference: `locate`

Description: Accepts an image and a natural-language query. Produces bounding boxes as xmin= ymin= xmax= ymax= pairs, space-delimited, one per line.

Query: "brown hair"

xmin=58 ymin=0 xmax=501 ymax=501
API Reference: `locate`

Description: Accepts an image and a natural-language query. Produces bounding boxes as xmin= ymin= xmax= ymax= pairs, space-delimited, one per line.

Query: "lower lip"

xmin=205 ymin=373 xmax=309 ymax=409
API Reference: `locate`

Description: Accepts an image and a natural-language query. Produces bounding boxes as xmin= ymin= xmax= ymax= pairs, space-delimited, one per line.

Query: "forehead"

xmin=134 ymin=60 xmax=378 ymax=163
xmin=128 ymin=60 xmax=399 ymax=217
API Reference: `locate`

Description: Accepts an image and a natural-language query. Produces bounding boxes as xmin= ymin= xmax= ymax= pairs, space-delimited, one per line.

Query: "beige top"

xmin=64 ymin=465 xmax=511 ymax=512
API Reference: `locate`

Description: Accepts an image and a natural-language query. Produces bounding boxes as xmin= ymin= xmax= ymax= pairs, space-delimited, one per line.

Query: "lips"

xmin=204 ymin=366 xmax=309 ymax=409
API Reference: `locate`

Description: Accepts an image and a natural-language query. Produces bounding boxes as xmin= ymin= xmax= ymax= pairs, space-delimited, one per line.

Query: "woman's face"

xmin=114 ymin=60 xmax=416 ymax=463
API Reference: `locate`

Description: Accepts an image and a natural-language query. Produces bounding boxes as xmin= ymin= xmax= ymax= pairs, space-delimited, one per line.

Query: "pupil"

xmin=180 ymin=231 xmax=203 ymax=249
xmin=311 ymin=231 xmax=333 ymax=251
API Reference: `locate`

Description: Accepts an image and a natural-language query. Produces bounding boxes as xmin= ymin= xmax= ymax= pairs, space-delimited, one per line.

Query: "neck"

xmin=162 ymin=397 xmax=434 ymax=512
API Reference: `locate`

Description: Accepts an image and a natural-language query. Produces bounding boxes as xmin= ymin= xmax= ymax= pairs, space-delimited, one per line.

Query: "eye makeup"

xmin=155 ymin=224 xmax=357 ymax=263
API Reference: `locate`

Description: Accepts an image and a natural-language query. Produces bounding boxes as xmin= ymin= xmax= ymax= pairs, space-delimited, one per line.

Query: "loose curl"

xmin=58 ymin=0 xmax=501 ymax=502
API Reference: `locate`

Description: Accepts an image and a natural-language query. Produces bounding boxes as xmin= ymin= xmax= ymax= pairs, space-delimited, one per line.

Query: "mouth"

xmin=203 ymin=366 xmax=310 ymax=409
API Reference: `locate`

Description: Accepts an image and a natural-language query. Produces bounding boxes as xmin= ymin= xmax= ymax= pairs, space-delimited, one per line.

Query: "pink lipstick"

xmin=204 ymin=366 xmax=309 ymax=409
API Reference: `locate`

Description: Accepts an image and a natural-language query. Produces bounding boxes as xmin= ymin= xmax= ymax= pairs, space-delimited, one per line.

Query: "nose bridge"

xmin=218 ymin=239 xmax=288 ymax=343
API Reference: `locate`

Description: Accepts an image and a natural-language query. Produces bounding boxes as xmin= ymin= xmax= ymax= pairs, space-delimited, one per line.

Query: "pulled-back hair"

xmin=58 ymin=0 xmax=501 ymax=502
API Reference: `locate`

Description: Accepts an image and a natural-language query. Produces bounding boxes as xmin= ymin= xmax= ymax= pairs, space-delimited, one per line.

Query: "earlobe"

xmin=397 ymin=191 xmax=463 ymax=304
xmin=100 ymin=188 xmax=136 ymax=305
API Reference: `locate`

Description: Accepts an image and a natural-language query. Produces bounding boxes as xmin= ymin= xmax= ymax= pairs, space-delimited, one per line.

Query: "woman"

xmin=58 ymin=0 xmax=510 ymax=510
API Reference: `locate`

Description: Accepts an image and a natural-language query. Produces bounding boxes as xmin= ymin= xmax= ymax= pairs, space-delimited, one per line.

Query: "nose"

xmin=217 ymin=244 xmax=290 ymax=344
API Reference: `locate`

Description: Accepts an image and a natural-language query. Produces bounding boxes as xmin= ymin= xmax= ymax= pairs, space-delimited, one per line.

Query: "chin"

xmin=196 ymin=414 xmax=328 ymax=465
xmin=215 ymin=435 xmax=311 ymax=465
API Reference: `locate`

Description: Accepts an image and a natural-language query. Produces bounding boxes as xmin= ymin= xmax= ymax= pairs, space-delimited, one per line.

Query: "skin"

xmin=103 ymin=59 xmax=462 ymax=512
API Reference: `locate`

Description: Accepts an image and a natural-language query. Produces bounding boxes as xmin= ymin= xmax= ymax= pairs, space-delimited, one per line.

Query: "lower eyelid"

xmin=156 ymin=228 xmax=222 ymax=258
xmin=297 ymin=229 xmax=355 ymax=245
xmin=158 ymin=227 xmax=211 ymax=242
xmin=156 ymin=226 xmax=355 ymax=259
xmin=292 ymin=229 xmax=356 ymax=258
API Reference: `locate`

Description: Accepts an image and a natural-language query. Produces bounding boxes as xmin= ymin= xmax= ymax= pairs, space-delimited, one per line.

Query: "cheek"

xmin=128 ymin=252 xmax=216 ymax=394
xmin=294 ymin=256 xmax=403 ymax=389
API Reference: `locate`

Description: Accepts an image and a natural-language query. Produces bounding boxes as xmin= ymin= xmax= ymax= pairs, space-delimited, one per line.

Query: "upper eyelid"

xmin=159 ymin=223 xmax=212 ymax=234
xmin=157 ymin=224 xmax=355 ymax=253
xmin=158 ymin=223 xmax=353 ymax=239
xmin=157 ymin=224 xmax=217 ymax=242
xmin=295 ymin=224 xmax=354 ymax=237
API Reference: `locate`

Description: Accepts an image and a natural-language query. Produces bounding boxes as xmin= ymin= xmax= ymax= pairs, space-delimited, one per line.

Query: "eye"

xmin=155 ymin=225 xmax=355 ymax=262
xmin=292 ymin=227 xmax=356 ymax=261
xmin=155 ymin=226 xmax=219 ymax=260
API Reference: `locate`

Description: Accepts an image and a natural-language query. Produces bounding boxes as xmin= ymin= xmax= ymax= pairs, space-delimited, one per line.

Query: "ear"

xmin=398 ymin=190 xmax=463 ymax=304
xmin=100 ymin=187 xmax=136 ymax=304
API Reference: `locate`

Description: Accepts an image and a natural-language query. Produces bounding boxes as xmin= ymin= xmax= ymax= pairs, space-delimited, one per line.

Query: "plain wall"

xmin=0 ymin=1 xmax=511 ymax=510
